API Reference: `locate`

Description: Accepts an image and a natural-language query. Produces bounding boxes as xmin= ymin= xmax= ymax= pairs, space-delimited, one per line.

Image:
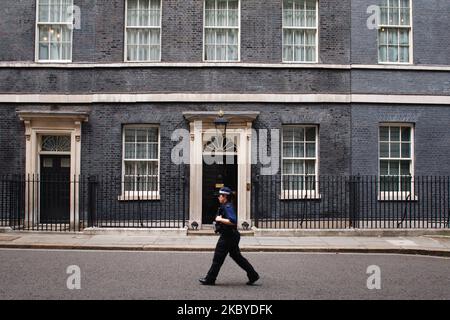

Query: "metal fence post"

xmin=88 ymin=176 xmax=97 ymax=228
xmin=253 ymin=174 xmax=260 ymax=228
xmin=348 ymin=175 xmax=357 ymax=228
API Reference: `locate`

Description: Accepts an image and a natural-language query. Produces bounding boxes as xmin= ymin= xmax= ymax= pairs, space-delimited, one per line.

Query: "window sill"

xmin=377 ymin=62 xmax=413 ymax=66
xmin=378 ymin=193 xmax=418 ymax=202
xmin=280 ymin=192 xmax=321 ymax=200
xmin=36 ymin=60 xmax=72 ymax=64
xmin=118 ymin=194 xmax=160 ymax=201
xmin=282 ymin=60 xmax=318 ymax=64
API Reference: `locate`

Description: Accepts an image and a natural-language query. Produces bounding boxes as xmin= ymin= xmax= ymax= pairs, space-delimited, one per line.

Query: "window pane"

xmin=149 ymin=0 xmax=161 ymax=26
xmin=147 ymin=176 xmax=158 ymax=191
xmin=49 ymin=2 xmax=60 ymax=22
xmin=293 ymin=8 xmax=304 ymax=27
xmin=305 ymin=45 xmax=315 ymax=62
xmin=127 ymin=0 xmax=138 ymax=26
xmin=205 ymin=29 xmax=215 ymax=45
xmin=61 ymin=43 xmax=71 ymax=60
xmin=294 ymin=46 xmax=304 ymax=62
xmin=390 ymin=127 xmax=400 ymax=141
xmin=380 ymin=7 xmax=388 ymax=25
xmin=283 ymin=29 xmax=294 ymax=46
xmin=380 ymin=142 xmax=389 ymax=158
xmin=283 ymin=46 xmax=293 ymax=62
xmin=139 ymin=30 xmax=150 ymax=46
xmin=380 ymin=127 xmax=389 ymax=141
xmin=205 ymin=0 xmax=215 ymax=10
xmin=127 ymin=30 xmax=138 ymax=45
xmin=399 ymin=29 xmax=409 ymax=45
xmin=148 ymin=144 xmax=158 ymax=159
xmin=125 ymin=143 xmax=135 ymax=159
xmin=389 ymin=7 xmax=399 ymax=25
xmin=283 ymin=142 xmax=294 ymax=157
xmin=401 ymin=143 xmax=410 ymax=158
xmin=306 ymin=143 xmax=315 ymax=157
xmin=139 ymin=0 xmax=150 ymax=26
xmin=227 ymin=0 xmax=238 ymax=10
xmin=389 ymin=160 xmax=400 ymax=175
xmin=125 ymin=162 xmax=135 ymax=175
xmin=205 ymin=45 xmax=215 ymax=61
xmin=136 ymin=143 xmax=147 ymax=159
xmin=39 ymin=43 xmax=49 ymax=60
xmin=216 ymin=45 xmax=226 ymax=60
xmin=136 ymin=129 xmax=147 ymax=142
xmin=306 ymin=175 xmax=316 ymax=191
xmin=305 ymin=160 xmax=315 ymax=175
xmin=388 ymin=46 xmax=398 ymax=62
xmin=49 ymin=42 xmax=60 ymax=60
xmin=124 ymin=176 xmax=134 ymax=192
xmin=62 ymin=0 xmax=73 ymax=23
xmin=379 ymin=45 xmax=387 ymax=62
xmin=229 ymin=9 xmax=239 ymax=27
xmin=305 ymin=127 xmax=315 ymax=141
xmin=379 ymin=29 xmax=387 ymax=45
xmin=380 ymin=161 xmax=389 ymax=175
xmin=293 ymin=127 xmax=304 ymax=141
xmin=400 ymin=160 xmax=411 ymax=175
xmin=293 ymin=142 xmax=304 ymax=157
xmin=283 ymin=160 xmax=293 ymax=174
xmin=136 ymin=161 xmax=147 ymax=176
xmin=39 ymin=0 xmax=49 ymax=22
xmin=125 ymin=129 xmax=135 ymax=142
xmin=391 ymin=142 xmax=400 ymax=157
xmin=147 ymin=127 xmax=159 ymax=142
xmin=228 ymin=29 xmax=238 ymax=45
xmin=401 ymin=127 xmax=411 ymax=141
xmin=228 ymin=45 xmax=238 ymax=61
xmin=305 ymin=9 xmax=316 ymax=27
xmin=293 ymin=160 xmax=304 ymax=174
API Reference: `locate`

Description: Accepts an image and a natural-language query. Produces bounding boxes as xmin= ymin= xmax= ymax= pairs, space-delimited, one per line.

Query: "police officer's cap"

xmin=219 ymin=187 xmax=232 ymax=195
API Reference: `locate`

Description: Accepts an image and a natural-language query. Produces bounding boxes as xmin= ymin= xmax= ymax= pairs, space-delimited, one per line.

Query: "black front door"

xmin=202 ymin=156 xmax=238 ymax=224
xmin=40 ymin=155 xmax=71 ymax=223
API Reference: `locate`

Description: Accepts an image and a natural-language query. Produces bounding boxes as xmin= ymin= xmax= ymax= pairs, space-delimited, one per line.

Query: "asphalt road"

xmin=0 ymin=249 xmax=449 ymax=300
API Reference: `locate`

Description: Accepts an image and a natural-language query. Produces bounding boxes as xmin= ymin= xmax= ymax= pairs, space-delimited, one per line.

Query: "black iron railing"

xmin=252 ymin=175 xmax=450 ymax=229
xmin=1 ymin=173 xmax=449 ymax=232
xmin=0 ymin=168 xmax=188 ymax=232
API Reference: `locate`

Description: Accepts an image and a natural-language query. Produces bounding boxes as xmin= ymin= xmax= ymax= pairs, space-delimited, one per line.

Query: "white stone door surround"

xmin=183 ymin=111 xmax=259 ymax=229
xmin=17 ymin=111 xmax=89 ymax=230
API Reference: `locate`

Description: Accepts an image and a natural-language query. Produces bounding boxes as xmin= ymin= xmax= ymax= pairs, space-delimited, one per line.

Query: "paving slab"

xmin=0 ymin=231 xmax=449 ymax=257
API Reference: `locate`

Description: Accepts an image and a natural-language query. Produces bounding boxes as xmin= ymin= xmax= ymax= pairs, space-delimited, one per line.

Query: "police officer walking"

xmin=199 ymin=187 xmax=260 ymax=286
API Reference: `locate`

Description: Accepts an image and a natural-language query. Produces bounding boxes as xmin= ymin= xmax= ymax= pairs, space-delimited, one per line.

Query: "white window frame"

xmin=377 ymin=0 xmax=413 ymax=65
xmin=280 ymin=125 xmax=320 ymax=200
xmin=282 ymin=0 xmax=319 ymax=63
xmin=35 ymin=0 xmax=74 ymax=63
xmin=203 ymin=0 xmax=241 ymax=62
xmin=120 ymin=124 xmax=161 ymax=201
xmin=124 ymin=0 xmax=162 ymax=62
xmin=378 ymin=123 xmax=416 ymax=201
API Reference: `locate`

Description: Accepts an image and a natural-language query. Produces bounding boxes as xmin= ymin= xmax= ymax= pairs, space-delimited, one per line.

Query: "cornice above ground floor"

xmin=1 ymin=62 xmax=450 ymax=72
xmin=1 ymin=93 xmax=450 ymax=105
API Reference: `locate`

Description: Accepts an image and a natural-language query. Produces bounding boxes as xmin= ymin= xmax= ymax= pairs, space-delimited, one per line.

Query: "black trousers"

xmin=206 ymin=229 xmax=258 ymax=281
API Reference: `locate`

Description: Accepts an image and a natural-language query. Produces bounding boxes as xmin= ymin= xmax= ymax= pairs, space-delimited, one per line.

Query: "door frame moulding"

xmin=17 ymin=111 xmax=89 ymax=230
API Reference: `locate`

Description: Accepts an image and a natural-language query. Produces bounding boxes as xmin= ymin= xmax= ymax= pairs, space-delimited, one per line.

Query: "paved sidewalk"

xmin=0 ymin=232 xmax=450 ymax=256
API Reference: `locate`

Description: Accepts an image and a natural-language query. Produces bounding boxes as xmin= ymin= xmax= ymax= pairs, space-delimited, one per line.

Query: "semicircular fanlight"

xmin=41 ymin=136 xmax=71 ymax=152
xmin=203 ymin=136 xmax=237 ymax=153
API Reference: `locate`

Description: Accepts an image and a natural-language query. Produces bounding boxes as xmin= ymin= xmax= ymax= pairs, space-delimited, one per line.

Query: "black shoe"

xmin=199 ymin=278 xmax=215 ymax=286
xmin=246 ymin=273 xmax=260 ymax=285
